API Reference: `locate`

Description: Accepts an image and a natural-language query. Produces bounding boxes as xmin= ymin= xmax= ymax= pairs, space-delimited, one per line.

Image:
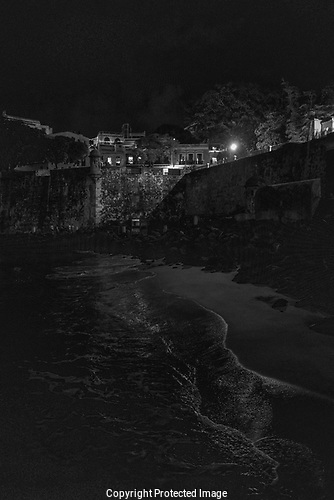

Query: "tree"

xmin=0 ymin=116 xmax=47 ymax=171
xmin=187 ymin=82 xmax=277 ymax=152
xmin=256 ymin=81 xmax=330 ymax=148
xmin=43 ymin=136 xmax=70 ymax=168
xmin=44 ymin=136 xmax=88 ymax=168
xmin=280 ymin=80 xmax=334 ymax=143
xmin=281 ymin=80 xmax=311 ymax=142
xmin=320 ymin=85 xmax=334 ymax=105
xmin=154 ymin=124 xmax=197 ymax=143
xmin=255 ymin=111 xmax=286 ymax=150
xmin=67 ymin=139 xmax=88 ymax=164
xmin=135 ymin=134 xmax=178 ymax=166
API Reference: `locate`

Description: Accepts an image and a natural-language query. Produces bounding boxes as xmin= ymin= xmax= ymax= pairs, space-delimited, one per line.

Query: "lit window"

xmin=107 ymin=157 xmax=113 ymax=165
xmin=197 ymin=153 xmax=203 ymax=164
xmin=116 ymin=156 xmax=121 ymax=165
xmin=128 ymin=156 xmax=134 ymax=164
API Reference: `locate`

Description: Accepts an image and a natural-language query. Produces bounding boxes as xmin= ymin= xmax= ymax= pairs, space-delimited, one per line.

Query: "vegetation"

xmin=186 ymin=80 xmax=334 ymax=153
xmin=186 ymin=82 xmax=279 ymax=153
xmin=43 ymin=135 xmax=88 ymax=168
xmin=0 ymin=116 xmax=88 ymax=172
xmin=134 ymin=134 xmax=178 ymax=166
xmin=0 ymin=116 xmax=46 ymax=171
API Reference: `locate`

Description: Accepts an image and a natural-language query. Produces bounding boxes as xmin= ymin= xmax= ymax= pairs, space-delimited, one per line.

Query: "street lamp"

xmin=229 ymin=142 xmax=238 ymax=160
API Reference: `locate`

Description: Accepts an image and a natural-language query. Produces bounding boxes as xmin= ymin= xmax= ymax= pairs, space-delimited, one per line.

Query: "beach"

xmin=152 ymin=264 xmax=334 ymax=399
xmin=1 ymin=231 xmax=334 ymax=498
xmin=150 ymin=263 xmax=334 ymax=497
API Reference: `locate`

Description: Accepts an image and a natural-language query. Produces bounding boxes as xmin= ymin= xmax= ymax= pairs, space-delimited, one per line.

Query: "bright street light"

xmin=229 ymin=143 xmax=238 ymax=152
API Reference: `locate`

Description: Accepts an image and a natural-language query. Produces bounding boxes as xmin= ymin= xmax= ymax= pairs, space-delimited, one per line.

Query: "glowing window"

xmin=116 ymin=156 xmax=121 ymax=165
xmin=197 ymin=153 xmax=203 ymax=164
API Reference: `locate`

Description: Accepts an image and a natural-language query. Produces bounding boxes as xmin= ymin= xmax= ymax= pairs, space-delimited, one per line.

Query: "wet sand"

xmin=152 ymin=264 xmax=334 ymax=400
xmin=152 ymin=264 xmax=334 ymax=497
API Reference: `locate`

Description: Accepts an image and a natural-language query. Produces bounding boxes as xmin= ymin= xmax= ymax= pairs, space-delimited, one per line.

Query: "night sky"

xmin=1 ymin=0 xmax=333 ymax=137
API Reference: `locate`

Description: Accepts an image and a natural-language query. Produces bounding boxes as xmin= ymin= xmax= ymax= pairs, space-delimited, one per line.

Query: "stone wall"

xmin=0 ymin=169 xmax=90 ymax=233
xmin=151 ymin=140 xmax=327 ymax=224
xmin=253 ymin=179 xmax=322 ymax=221
xmin=0 ymin=167 xmax=183 ymax=233
xmin=0 ymin=140 xmax=328 ymax=233
xmin=100 ymin=169 xmax=180 ymax=225
xmin=185 ymin=141 xmax=326 ymax=217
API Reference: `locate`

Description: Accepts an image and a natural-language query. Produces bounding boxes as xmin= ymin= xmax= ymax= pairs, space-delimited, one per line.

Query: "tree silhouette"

xmin=187 ymin=82 xmax=278 ymax=152
xmin=0 ymin=116 xmax=47 ymax=171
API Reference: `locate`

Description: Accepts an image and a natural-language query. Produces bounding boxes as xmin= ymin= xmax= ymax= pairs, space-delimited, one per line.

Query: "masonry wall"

xmin=253 ymin=179 xmax=322 ymax=221
xmin=185 ymin=141 xmax=326 ymax=216
xmin=0 ymin=167 xmax=183 ymax=233
xmin=0 ymin=169 xmax=91 ymax=233
xmin=100 ymin=169 xmax=180 ymax=224
xmin=151 ymin=141 xmax=327 ymax=224
xmin=0 ymin=140 xmax=328 ymax=233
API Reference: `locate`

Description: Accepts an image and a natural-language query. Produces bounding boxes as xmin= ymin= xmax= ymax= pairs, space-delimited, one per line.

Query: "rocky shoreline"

xmin=1 ymin=206 xmax=334 ymax=330
xmin=1 ymin=211 xmax=334 ymax=499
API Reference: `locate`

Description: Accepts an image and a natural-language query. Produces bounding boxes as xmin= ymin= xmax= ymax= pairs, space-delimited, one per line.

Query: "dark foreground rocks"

xmin=2 ymin=206 xmax=334 ymax=317
xmin=1 ymin=213 xmax=334 ymax=499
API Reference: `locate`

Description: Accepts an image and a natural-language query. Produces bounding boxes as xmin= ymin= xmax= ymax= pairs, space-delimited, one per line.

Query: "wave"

xmin=25 ymin=254 xmax=329 ymax=498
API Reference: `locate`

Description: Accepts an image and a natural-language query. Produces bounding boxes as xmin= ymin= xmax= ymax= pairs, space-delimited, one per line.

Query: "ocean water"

xmin=0 ymin=251 xmax=332 ymax=499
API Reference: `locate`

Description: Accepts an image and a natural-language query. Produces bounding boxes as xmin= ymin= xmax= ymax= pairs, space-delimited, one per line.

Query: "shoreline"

xmin=1 ymin=245 xmax=334 ymax=497
xmin=150 ymin=263 xmax=334 ymax=401
xmin=149 ymin=262 xmax=334 ymax=498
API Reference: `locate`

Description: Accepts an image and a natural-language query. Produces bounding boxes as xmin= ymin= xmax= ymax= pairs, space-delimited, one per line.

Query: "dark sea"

xmin=0 ymin=245 xmax=333 ymax=500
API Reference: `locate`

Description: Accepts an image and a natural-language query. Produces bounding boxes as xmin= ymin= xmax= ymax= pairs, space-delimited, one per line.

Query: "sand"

xmin=152 ymin=264 xmax=334 ymax=400
xmin=151 ymin=264 xmax=334 ymax=496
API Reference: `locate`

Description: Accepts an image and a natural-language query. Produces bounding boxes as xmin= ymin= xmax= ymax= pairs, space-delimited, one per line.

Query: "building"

xmin=91 ymin=124 xmax=146 ymax=169
xmin=172 ymin=143 xmax=208 ymax=167
xmin=2 ymin=110 xmax=53 ymax=135
xmin=164 ymin=142 xmax=226 ymax=173
xmin=90 ymin=126 xmax=227 ymax=174
xmin=10 ymin=112 xmax=227 ymax=177
xmin=313 ymin=116 xmax=334 ymax=138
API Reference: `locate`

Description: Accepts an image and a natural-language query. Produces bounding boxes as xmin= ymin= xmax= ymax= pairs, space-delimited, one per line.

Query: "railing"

xmin=314 ymin=128 xmax=334 ymax=138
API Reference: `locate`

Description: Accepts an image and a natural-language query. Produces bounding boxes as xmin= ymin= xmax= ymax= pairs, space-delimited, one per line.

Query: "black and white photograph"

xmin=0 ymin=1 xmax=334 ymax=499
